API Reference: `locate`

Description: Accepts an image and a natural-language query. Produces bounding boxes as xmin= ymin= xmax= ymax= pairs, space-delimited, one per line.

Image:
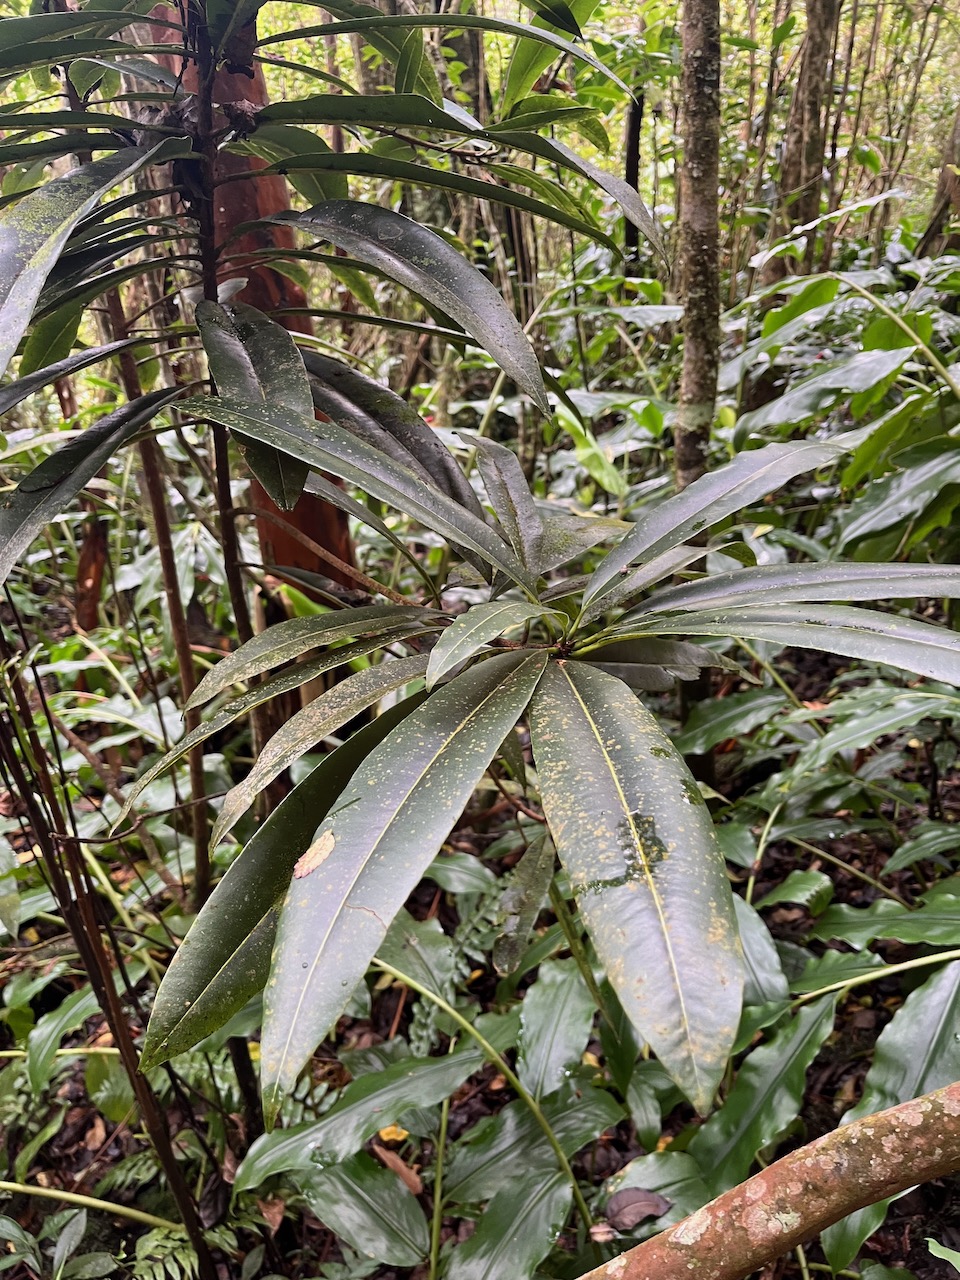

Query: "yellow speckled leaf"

xmin=528 ymin=660 xmax=743 ymax=1113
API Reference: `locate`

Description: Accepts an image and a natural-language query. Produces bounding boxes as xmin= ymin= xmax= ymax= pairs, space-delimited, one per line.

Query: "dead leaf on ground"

xmin=604 ymin=1187 xmax=672 ymax=1230
xmin=371 ymin=1141 xmax=423 ymax=1196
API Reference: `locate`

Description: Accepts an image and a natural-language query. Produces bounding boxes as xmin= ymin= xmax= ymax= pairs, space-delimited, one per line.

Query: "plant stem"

xmin=428 ymin=1041 xmax=456 ymax=1280
xmin=371 ymin=959 xmax=596 ymax=1238
xmin=793 ymin=945 xmax=960 ymax=1006
xmin=0 ymin=1179 xmax=180 ymax=1232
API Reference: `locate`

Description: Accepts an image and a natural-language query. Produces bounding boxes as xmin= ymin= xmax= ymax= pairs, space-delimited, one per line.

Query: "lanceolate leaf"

xmin=445 ymin=1174 xmax=570 ymax=1280
xmin=501 ymin=0 xmax=602 ymax=114
xmin=688 ymin=996 xmax=837 ymax=1196
xmin=301 ymin=350 xmax=484 ymax=517
xmin=471 ymin=436 xmax=546 ymax=570
xmin=0 ymin=140 xmax=186 ymax=378
xmin=266 ymin=9 xmax=629 ymax=97
xmin=260 ymin=649 xmax=548 ymax=1123
xmin=643 ymin=562 xmax=960 ymax=614
xmin=195 ymin=300 xmax=314 ymax=508
xmin=528 ymin=661 xmax=743 ymax=1113
xmin=0 ymin=387 xmax=181 ymax=588
xmin=822 ymin=961 xmax=960 ymax=1270
xmin=188 ymin=604 xmax=433 ymax=709
xmin=0 ymin=339 xmax=138 ymax=417
xmin=179 ymin=396 xmax=534 ymax=590
xmin=235 ymin=1045 xmax=485 ymax=1190
xmin=582 ymin=439 xmax=843 ymax=611
xmin=139 ymin=697 xmax=425 ymax=1071
xmin=632 ymin=604 xmax=960 ymax=685
xmin=270 ymin=201 xmax=547 ymax=411
xmin=211 ymin=653 xmax=430 ymax=848
xmin=116 ymin=631 xmax=429 ymax=826
xmin=426 ymin=602 xmax=547 ymax=690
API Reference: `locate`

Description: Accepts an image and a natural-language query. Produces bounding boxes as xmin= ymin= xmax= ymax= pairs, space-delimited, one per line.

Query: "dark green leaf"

xmin=211 ymin=653 xmax=431 ymax=848
xmin=0 ymin=339 xmax=137 ymax=418
xmin=446 ymin=1174 xmax=570 ymax=1280
xmin=517 ymin=957 xmax=595 ymax=1099
xmin=426 ymin=601 xmax=547 ymax=690
xmin=271 ymin=201 xmax=546 ymax=411
xmin=733 ymin=897 xmax=789 ymax=1007
xmin=688 ymin=996 xmax=837 ymax=1195
xmin=0 ymin=387 xmax=180 ymax=588
xmin=260 ymin=650 xmax=547 ymax=1122
xmin=19 ymin=301 xmax=82 ymax=377
xmin=301 ymin=1153 xmax=429 ymax=1267
xmin=0 ymin=140 xmax=186 ymax=377
xmin=583 ymin=439 xmax=843 ymax=611
xmin=604 ymin=1152 xmax=710 ymax=1242
xmin=811 ymin=898 xmax=960 ymax=948
xmin=471 ymin=436 xmax=546 ymax=570
xmin=140 ymin=697 xmax=424 ymax=1070
xmin=635 ymin=604 xmax=960 ymax=686
xmin=493 ymin=834 xmax=556 ymax=976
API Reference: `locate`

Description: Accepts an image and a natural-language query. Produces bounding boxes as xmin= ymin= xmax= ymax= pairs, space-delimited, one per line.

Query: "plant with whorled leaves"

xmin=104 ymin=299 xmax=960 ymax=1126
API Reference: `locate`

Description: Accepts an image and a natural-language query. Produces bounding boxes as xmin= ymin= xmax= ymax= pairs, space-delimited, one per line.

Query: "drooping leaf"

xmin=179 ymin=396 xmax=533 ymax=589
xmin=823 ymin=962 xmax=960 ymax=1270
xmin=528 ymin=661 xmax=744 ymax=1113
xmin=672 ymin=688 xmax=787 ymax=756
xmin=0 ymin=387 xmax=180 ymax=588
xmin=195 ymin=300 xmax=315 ymax=509
xmin=0 ymin=339 xmax=138 ymax=418
xmin=0 ymin=140 xmax=186 ymax=378
xmin=188 ymin=604 xmax=433 ymax=709
xmin=260 ymin=650 xmax=548 ymax=1122
xmin=301 ymin=349 xmax=484 ymax=516
xmin=583 ymin=439 xmax=843 ymax=611
xmin=140 ymin=697 xmax=425 ymax=1070
xmin=634 ymin=604 xmax=960 ymax=686
xmin=516 ymin=957 xmax=595 ymax=1099
xmin=643 ymin=562 xmax=960 ymax=614
xmin=426 ymin=601 xmax=547 ymax=690
xmin=269 ymin=202 xmax=547 ymax=410
xmin=211 ymin=653 xmax=430 ymax=848
xmin=688 ymin=996 xmax=837 ymax=1196
xmin=470 ymin=435 xmax=546 ymax=570
xmin=301 ymin=1153 xmax=430 ymax=1267
xmin=26 ymin=987 xmax=100 ymax=1095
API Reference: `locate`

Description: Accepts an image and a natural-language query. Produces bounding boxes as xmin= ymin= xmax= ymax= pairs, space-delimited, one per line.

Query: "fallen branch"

xmin=581 ymin=1082 xmax=960 ymax=1280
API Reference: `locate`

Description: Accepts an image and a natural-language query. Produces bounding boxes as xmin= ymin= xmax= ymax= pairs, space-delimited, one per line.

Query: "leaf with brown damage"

xmin=528 ymin=660 xmax=743 ymax=1113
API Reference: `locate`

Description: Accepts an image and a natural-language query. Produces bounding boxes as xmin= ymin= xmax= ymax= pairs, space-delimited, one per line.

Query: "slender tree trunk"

xmin=675 ymin=0 xmax=721 ymax=491
xmin=579 ymin=1081 xmax=960 ymax=1280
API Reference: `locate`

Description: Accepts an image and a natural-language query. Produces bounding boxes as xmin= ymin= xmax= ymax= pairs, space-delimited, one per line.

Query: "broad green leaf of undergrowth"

xmin=426 ymin=601 xmax=547 ymax=689
xmin=823 ymin=961 xmax=960 ymax=1270
xmin=446 ymin=1172 xmax=570 ymax=1280
xmin=0 ymin=140 xmax=185 ymax=378
xmin=528 ymin=661 xmax=743 ymax=1113
xmin=516 ymin=956 xmax=595 ymax=1099
xmin=140 ymin=697 xmax=424 ymax=1070
xmin=688 ymin=996 xmax=837 ymax=1195
xmin=302 ymin=1153 xmax=429 ymax=1267
xmin=501 ymin=0 xmax=601 ymax=115
xmin=260 ymin=650 xmax=548 ymax=1123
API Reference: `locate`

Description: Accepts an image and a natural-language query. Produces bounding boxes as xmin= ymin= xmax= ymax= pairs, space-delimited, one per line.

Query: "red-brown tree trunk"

xmin=149 ymin=18 xmax=354 ymax=588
